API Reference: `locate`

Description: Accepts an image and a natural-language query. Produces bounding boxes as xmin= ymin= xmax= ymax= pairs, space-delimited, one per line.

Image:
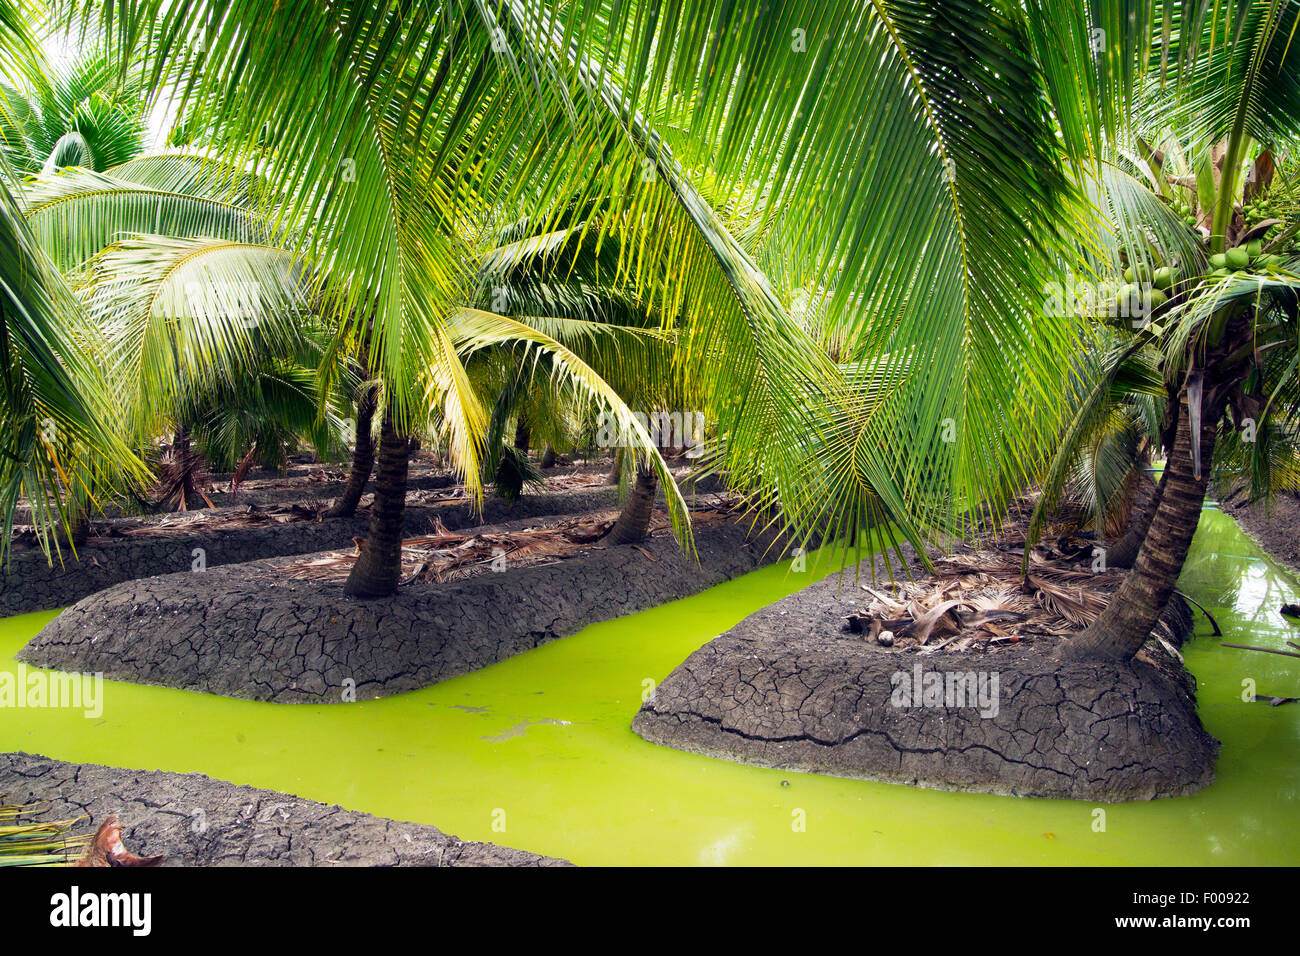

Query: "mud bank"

xmin=20 ymin=512 xmax=791 ymax=702
xmin=1220 ymin=491 xmax=1300 ymax=577
xmin=633 ymin=547 xmax=1218 ymax=801
xmin=1 ymin=484 xmax=620 ymax=617
xmin=0 ymin=752 xmax=567 ymax=865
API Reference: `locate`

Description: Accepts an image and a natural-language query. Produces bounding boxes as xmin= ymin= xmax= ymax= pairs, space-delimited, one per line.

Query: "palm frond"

xmin=80 ymin=234 xmax=313 ymax=442
xmin=450 ymin=305 xmax=692 ymax=545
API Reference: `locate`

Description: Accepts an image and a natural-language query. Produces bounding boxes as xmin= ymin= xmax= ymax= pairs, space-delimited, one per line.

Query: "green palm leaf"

xmin=79 ymin=234 xmax=314 ymax=441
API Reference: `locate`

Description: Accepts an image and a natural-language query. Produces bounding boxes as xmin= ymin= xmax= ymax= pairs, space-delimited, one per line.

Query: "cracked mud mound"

xmin=0 ymin=752 xmax=567 ymax=866
xmin=633 ymin=551 xmax=1218 ymax=802
xmin=20 ymin=515 xmax=789 ymax=702
xmin=0 ymin=483 xmax=620 ymax=617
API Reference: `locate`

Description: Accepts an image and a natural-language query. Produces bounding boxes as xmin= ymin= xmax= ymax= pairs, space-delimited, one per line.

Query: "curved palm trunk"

xmin=229 ymin=444 xmax=258 ymax=504
xmin=1064 ymin=391 xmax=1221 ymax=661
xmin=343 ymin=410 xmax=410 ymax=598
xmin=326 ymin=385 xmax=378 ymax=519
xmin=607 ymin=465 xmax=658 ymax=544
xmin=1106 ymin=467 xmax=1169 ymax=569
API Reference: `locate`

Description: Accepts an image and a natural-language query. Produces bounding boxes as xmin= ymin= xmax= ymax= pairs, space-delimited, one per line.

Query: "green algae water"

xmin=2 ymin=507 xmax=1298 ymax=865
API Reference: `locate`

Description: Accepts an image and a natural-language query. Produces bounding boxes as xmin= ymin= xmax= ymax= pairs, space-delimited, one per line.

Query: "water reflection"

xmin=1183 ymin=514 xmax=1300 ymax=646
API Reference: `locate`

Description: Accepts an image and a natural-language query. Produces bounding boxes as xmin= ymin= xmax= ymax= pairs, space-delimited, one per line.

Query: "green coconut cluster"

xmin=1166 ymin=191 xmax=1199 ymax=229
xmin=1107 ymin=259 xmax=1176 ymax=314
xmin=1207 ymin=240 xmax=1286 ymax=278
xmin=1102 ymin=223 xmax=1293 ymax=322
xmin=1243 ymin=193 xmax=1297 ymax=241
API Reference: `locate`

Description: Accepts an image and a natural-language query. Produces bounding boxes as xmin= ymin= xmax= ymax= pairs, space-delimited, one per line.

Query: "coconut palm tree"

xmin=174 ymin=346 xmax=351 ymax=475
xmin=11 ymin=0 xmax=1092 ymax=599
xmin=0 ymin=42 xmax=146 ymax=174
xmin=1025 ymin=336 xmax=1165 ymax=560
xmin=0 ymin=137 xmax=346 ymax=508
xmin=0 ymin=1 xmax=143 ymax=559
xmin=13 ymin=147 xmax=694 ymax=579
xmin=29 ymin=0 xmax=1292 ymax=647
xmin=470 ymin=202 xmax=682 ymax=522
xmin=324 ymin=375 xmax=379 ymax=518
xmin=1051 ymin=2 xmax=1300 ymax=659
xmin=16 ymin=3 xmax=754 ymax=595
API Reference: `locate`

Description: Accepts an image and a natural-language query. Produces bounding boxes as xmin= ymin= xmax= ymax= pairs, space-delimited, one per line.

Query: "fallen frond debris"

xmin=846 ymin=548 xmax=1122 ymax=654
xmin=112 ymin=504 xmax=326 ymax=535
xmin=275 ymin=508 xmax=734 ymax=584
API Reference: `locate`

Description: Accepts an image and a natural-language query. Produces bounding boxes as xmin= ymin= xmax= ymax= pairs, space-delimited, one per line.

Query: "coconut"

xmin=1114 ymin=283 xmax=1140 ymax=314
xmin=1153 ymin=266 xmax=1177 ymax=290
xmin=1226 ymin=246 xmax=1250 ymax=269
xmin=1209 ymin=253 xmax=1228 ymax=269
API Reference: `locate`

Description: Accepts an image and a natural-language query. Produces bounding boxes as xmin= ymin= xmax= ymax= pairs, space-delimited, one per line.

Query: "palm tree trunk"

xmin=1064 ymin=390 xmax=1220 ymax=660
xmin=175 ymin=426 xmax=197 ymax=510
xmin=66 ymin=499 xmax=88 ymax=548
xmin=343 ymin=409 xmax=410 ymax=598
xmin=607 ymin=446 xmax=624 ymax=485
xmin=326 ymin=385 xmax=378 ymax=519
xmin=1106 ymin=468 xmax=1168 ymax=569
xmin=540 ymin=444 xmax=557 ymax=468
xmin=229 ymin=443 xmax=258 ymax=504
xmin=607 ymin=464 xmax=657 ymax=544
xmin=514 ymin=416 xmax=531 ymax=456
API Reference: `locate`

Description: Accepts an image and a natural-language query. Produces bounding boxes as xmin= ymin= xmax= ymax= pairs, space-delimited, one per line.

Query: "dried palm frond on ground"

xmin=960 ymin=492 xmax=1094 ymax=553
xmin=111 ymin=504 xmax=326 ymax=536
xmin=218 ymin=467 xmax=348 ymax=495
xmin=7 ymin=464 xmax=624 ymax=549
xmin=8 ymin=472 xmax=727 ymax=549
xmin=276 ymin=508 xmax=737 ymax=585
xmin=7 ymin=502 xmax=329 ymax=543
xmin=545 ymin=470 xmax=614 ymax=491
xmin=404 ymin=488 xmax=472 ymax=506
xmin=153 ymin=434 xmax=214 ymax=512
xmin=846 ymin=550 xmax=1121 ymax=654
xmin=394 ymin=467 xmax=612 ymax=507
xmin=71 ymin=814 xmax=163 ymax=867
xmin=225 ymin=444 xmax=263 ymax=503
xmin=844 ymin=499 xmax=1134 ymax=654
xmin=0 ymin=802 xmax=89 ymax=867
